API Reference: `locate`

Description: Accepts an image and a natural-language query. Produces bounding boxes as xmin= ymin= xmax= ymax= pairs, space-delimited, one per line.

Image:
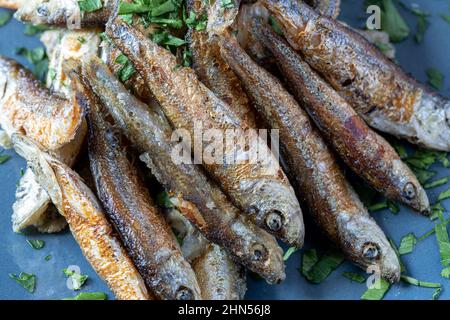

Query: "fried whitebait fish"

xmin=262 ymin=0 xmax=450 ymax=152
xmin=186 ymin=0 xmax=257 ymax=128
xmin=219 ymin=33 xmax=400 ymax=283
xmin=0 ymin=57 xmax=85 ymax=232
xmin=253 ymin=20 xmax=430 ymax=214
xmin=0 ymin=57 xmax=82 ymax=150
xmin=14 ymin=0 xmax=114 ymax=28
xmin=165 ymin=208 xmax=247 ymax=300
xmin=82 ymin=57 xmax=286 ymax=284
xmin=12 ymin=134 xmax=152 ymax=300
xmin=73 ymin=74 xmax=202 ymax=300
xmin=106 ymin=18 xmax=304 ymax=247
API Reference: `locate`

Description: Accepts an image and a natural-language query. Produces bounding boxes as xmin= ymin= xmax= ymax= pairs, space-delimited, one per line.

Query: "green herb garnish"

xmin=438 ymin=189 xmax=450 ymax=202
xmin=45 ymin=254 xmax=52 ymax=261
xmin=442 ymin=15 xmax=450 ymax=23
xmin=78 ymin=0 xmax=103 ymax=13
xmin=389 ymin=238 xmax=406 ymax=273
xmin=63 ymin=292 xmax=107 ymax=300
xmin=0 ymin=150 xmax=11 ymax=164
xmin=221 ymin=0 xmax=236 ymax=9
xmin=401 ymin=275 xmax=441 ymax=288
xmin=24 ymin=24 xmax=49 ymax=36
xmin=398 ymin=233 xmax=416 ymax=255
xmin=301 ymin=249 xmax=319 ymax=276
xmin=26 ymin=239 xmax=45 ymax=250
xmin=156 ymin=191 xmax=174 ymax=208
xmin=426 ymin=68 xmax=444 ymax=91
xmin=424 ymin=177 xmax=449 ymax=189
xmin=0 ymin=11 xmax=12 ymax=27
xmin=15 ymin=46 xmax=49 ymax=81
xmin=432 ymin=287 xmax=443 ymax=300
xmin=269 ymin=16 xmax=283 ymax=36
xmin=115 ymin=53 xmax=136 ymax=83
xmin=302 ymin=250 xmax=344 ymax=284
xmin=342 ymin=272 xmax=365 ymax=283
xmin=9 ymin=272 xmax=36 ymax=293
xmin=361 ymin=278 xmax=390 ymax=300
xmin=283 ymin=247 xmax=298 ymax=261
xmin=63 ymin=269 xmax=89 ymax=290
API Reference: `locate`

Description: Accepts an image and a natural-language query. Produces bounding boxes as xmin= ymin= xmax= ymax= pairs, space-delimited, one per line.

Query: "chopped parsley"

xmin=442 ymin=14 xmax=450 ymax=23
xmin=9 ymin=272 xmax=36 ymax=293
xmin=424 ymin=176 xmax=449 ymax=189
xmin=269 ymin=16 xmax=283 ymax=36
xmin=342 ymin=272 xmax=365 ymax=283
xmin=389 ymin=238 xmax=406 ymax=273
xmin=283 ymin=247 xmax=298 ymax=261
xmin=361 ymin=278 xmax=390 ymax=300
xmin=398 ymin=2 xmax=429 ymax=43
xmin=44 ymin=254 xmax=52 ymax=261
xmin=301 ymin=250 xmax=344 ymax=284
xmin=365 ymin=0 xmax=409 ymax=43
xmin=398 ymin=233 xmax=416 ymax=255
xmin=441 ymin=267 xmax=450 ymax=279
xmin=185 ymin=11 xmax=207 ymax=31
xmin=0 ymin=150 xmax=11 ymax=164
xmin=15 ymin=46 xmax=49 ymax=82
xmin=401 ymin=275 xmax=441 ymax=288
xmin=63 ymin=292 xmax=107 ymax=300
xmin=115 ymin=53 xmax=136 ymax=83
xmin=426 ymin=68 xmax=444 ymax=91
xmin=438 ymin=189 xmax=450 ymax=202
xmin=156 ymin=191 xmax=174 ymax=208
xmin=26 ymin=239 xmax=45 ymax=250
xmin=78 ymin=0 xmax=103 ymax=13
xmin=435 ymin=212 xmax=450 ymax=267
xmin=0 ymin=11 xmax=12 ymax=27
xmin=432 ymin=287 xmax=443 ymax=300
xmin=23 ymin=24 xmax=49 ymax=36
xmin=221 ymin=0 xmax=236 ymax=9
xmin=63 ymin=268 xmax=89 ymax=290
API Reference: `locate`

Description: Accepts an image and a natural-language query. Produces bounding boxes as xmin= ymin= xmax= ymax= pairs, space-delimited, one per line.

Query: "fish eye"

xmin=251 ymin=243 xmax=268 ymax=262
xmin=362 ymin=242 xmax=380 ymax=260
xmin=403 ymin=182 xmax=417 ymax=200
xmin=265 ymin=210 xmax=284 ymax=232
xmin=175 ymin=287 xmax=194 ymax=300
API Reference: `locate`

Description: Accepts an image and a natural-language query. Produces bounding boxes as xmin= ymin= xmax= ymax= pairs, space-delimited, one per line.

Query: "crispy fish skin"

xmin=262 ymin=0 xmax=450 ymax=152
xmin=75 ymin=75 xmax=202 ymax=300
xmin=165 ymin=208 xmax=247 ymax=300
xmin=82 ymin=57 xmax=286 ymax=284
xmin=0 ymin=57 xmax=83 ymax=150
xmin=106 ymin=18 xmax=304 ymax=247
xmin=14 ymin=0 xmax=113 ymax=28
xmin=253 ymin=21 xmax=429 ymax=214
xmin=0 ymin=0 xmax=24 ymax=9
xmin=219 ymin=33 xmax=400 ymax=282
xmin=0 ymin=56 xmax=85 ymax=232
xmin=187 ymin=0 xmax=257 ymax=128
xmin=12 ymin=134 xmax=152 ymax=300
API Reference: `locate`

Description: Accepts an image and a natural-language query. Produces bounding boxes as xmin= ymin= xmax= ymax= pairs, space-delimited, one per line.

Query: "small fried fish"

xmin=262 ymin=0 xmax=450 ymax=152
xmin=82 ymin=57 xmax=286 ymax=284
xmin=165 ymin=208 xmax=247 ymax=300
xmin=12 ymin=134 xmax=152 ymax=300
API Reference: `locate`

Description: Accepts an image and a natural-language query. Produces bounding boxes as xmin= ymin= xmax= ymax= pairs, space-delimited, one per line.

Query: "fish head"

xmin=241 ymin=179 xmax=305 ymax=248
xmin=230 ymin=217 xmax=286 ymax=284
xmin=337 ymin=212 xmax=400 ymax=283
xmin=391 ymin=160 xmax=430 ymax=214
